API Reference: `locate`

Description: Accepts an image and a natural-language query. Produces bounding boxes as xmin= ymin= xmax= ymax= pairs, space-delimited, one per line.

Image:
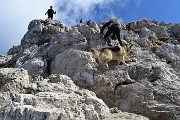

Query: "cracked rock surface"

xmin=1 ymin=18 xmax=180 ymax=120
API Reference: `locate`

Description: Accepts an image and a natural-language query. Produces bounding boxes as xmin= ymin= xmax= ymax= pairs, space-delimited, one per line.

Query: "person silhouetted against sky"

xmin=45 ymin=6 xmax=56 ymax=19
xmin=100 ymin=18 xmax=122 ymax=46
xmin=79 ymin=18 xmax=83 ymax=26
xmin=80 ymin=19 xmax=83 ymax=24
xmin=87 ymin=19 xmax=91 ymax=26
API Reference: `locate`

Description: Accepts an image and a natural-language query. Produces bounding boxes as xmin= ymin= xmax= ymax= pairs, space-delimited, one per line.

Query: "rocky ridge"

xmin=0 ymin=18 xmax=180 ymax=120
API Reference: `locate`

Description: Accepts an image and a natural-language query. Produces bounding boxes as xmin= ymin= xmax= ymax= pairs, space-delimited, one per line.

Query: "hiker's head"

xmin=109 ymin=18 xmax=120 ymax=25
xmin=50 ymin=6 xmax=53 ymax=9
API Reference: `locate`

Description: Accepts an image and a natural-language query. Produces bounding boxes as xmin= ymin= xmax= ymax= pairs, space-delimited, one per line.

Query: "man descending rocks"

xmin=100 ymin=18 xmax=123 ymax=46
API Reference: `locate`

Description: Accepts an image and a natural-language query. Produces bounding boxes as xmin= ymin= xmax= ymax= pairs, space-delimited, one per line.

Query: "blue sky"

xmin=0 ymin=0 xmax=180 ymax=55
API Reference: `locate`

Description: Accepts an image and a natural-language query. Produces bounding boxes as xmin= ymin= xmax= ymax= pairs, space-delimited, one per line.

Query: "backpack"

xmin=109 ymin=18 xmax=122 ymax=29
xmin=109 ymin=18 xmax=120 ymax=25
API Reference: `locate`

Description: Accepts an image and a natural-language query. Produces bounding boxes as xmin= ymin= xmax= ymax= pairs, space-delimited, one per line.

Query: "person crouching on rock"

xmin=45 ymin=6 xmax=56 ymax=19
xmin=100 ymin=18 xmax=123 ymax=46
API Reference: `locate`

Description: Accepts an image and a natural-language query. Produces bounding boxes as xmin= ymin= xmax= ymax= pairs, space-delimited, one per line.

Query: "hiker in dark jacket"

xmin=80 ymin=19 xmax=83 ymax=24
xmin=45 ymin=6 xmax=56 ymax=19
xmin=100 ymin=18 xmax=122 ymax=46
xmin=87 ymin=19 xmax=91 ymax=26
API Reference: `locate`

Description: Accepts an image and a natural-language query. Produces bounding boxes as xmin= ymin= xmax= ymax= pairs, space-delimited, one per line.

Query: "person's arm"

xmin=100 ymin=21 xmax=112 ymax=34
xmin=45 ymin=9 xmax=49 ymax=15
xmin=53 ymin=10 xmax=56 ymax=14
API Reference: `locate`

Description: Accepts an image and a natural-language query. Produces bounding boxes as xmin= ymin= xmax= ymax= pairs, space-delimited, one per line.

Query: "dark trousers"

xmin=48 ymin=14 xmax=53 ymax=19
xmin=104 ymin=24 xmax=122 ymax=46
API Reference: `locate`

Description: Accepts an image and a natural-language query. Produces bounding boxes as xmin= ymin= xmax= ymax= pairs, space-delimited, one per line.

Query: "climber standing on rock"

xmin=100 ymin=18 xmax=122 ymax=46
xmin=45 ymin=6 xmax=56 ymax=19
xmin=87 ymin=19 xmax=91 ymax=26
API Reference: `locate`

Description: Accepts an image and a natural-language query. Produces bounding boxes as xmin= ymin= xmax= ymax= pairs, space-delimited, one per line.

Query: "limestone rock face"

xmin=0 ymin=68 xmax=29 ymax=93
xmin=109 ymin=107 xmax=149 ymax=120
xmin=139 ymin=27 xmax=157 ymax=40
xmin=0 ymin=74 xmax=149 ymax=120
xmin=18 ymin=57 xmax=46 ymax=76
xmin=1 ymin=18 xmax=180 ymax=120
xmin=155 ymin=44 xmax=180 ymax=71
xmin=0 ymin=55 xmax=13 ymax=67
xmin=2 ymin=80 xmax=110 ymax=120
xmin=149 ymin=25 xmax=169 ymax=38
xmin=0 ymin=68 xmax=29 ymax=108
xmin=51 ymin=49 xmax=96 ymax=81
xmin=170 ymin=24 xmax=180 ymax=38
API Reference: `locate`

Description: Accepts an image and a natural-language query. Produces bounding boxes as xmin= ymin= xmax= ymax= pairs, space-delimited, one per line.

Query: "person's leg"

xmin=50 ymin=15 xmax=53 ymax=19
xmin=49 ymin=14 xmax=53 ymax=19
xmin=104 ymin=28 xmax=113 ymax=44
xmin=115 ymin=26 xmax=122 ymax=46
xmin=104 ymin=36 xmax=111 ymax=44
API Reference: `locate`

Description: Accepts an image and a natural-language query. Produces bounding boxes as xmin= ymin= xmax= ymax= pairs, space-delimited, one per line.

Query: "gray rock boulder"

xmin=170 ymin=24 xmax=180 ymax=38
xmin=149 ymin=24 xmax=169 ymax=38
xmin=18 ymin=57 xmax=47 ymax=76
xmin=51 ymin=49 xmax=96 ymax=78
xmin=155 ymin=43 xmax=180 ymax=74
xmin=139 ymin=27 xmax=157 ymax=40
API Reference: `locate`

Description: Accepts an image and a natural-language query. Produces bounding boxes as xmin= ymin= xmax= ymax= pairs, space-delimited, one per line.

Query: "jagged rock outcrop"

xmin=1 ymin=74 xmax=110 ymax=120
xmin=170 ymin=24 xmax=180 ymax=38
xmin=1 ymin=18 xmax=180 ymax=120
xmin=0 ymin=55 xmax=12 ymax=68
xmin=155 ymin=43 xmax=180 ymax=72
xmin=0 ymin=71 xmax=148 ymax=120
xmin=0 ymin=68 xmax=29 ymax=108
